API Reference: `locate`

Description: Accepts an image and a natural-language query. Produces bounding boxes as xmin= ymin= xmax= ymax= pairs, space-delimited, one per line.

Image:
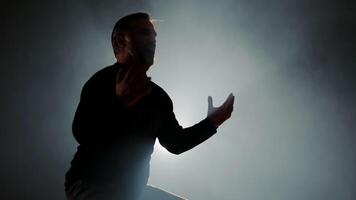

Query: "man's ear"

xmin=118 ymin=32 xmax=131 ymax=49
xmin=117 ymin=33 xmax=125 ymax=49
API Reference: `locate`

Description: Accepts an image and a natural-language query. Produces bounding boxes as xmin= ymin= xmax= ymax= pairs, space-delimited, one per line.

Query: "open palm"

xmin=207 ymin=93 xmax=235 ymax=128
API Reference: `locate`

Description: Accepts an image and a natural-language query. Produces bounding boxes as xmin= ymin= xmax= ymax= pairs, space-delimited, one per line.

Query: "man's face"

xmin=125 ymin=19 xmax=157 ymax=70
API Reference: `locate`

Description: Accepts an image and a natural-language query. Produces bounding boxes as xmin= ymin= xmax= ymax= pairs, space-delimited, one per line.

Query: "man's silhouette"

xmin=65 ymin=12 xmax=234 ymax=200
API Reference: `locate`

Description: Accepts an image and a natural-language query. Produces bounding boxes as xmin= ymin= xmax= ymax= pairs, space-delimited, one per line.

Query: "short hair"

xmin=111 ymin=12 xmax=151 ymax=56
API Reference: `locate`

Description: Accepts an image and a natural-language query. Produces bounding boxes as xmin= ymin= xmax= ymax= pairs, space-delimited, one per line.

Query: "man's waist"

xmin=65 ymin=159 xmax=150 ymax=190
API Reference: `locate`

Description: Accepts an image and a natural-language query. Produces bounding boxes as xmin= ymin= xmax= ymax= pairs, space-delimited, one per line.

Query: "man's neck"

xmin=116 ymin=59 xmax=149 ymax=74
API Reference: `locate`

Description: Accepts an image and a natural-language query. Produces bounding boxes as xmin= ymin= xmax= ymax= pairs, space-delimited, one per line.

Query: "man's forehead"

xmin=129 ymin=18 xmax=155 ymax=30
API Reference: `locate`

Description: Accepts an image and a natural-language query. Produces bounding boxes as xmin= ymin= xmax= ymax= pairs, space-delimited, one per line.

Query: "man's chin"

xmin=143 ymin=62 xmax=153 ymax=71
xmin=140 ymin=58 xmax=154 ymax=70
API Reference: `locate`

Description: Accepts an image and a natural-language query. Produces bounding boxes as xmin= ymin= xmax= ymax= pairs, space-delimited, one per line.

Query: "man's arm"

xmin=157 ymin=94 xmax=234 ymax=154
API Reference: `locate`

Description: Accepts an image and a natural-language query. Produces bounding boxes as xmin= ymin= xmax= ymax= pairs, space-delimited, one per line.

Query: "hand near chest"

xmin=116 ymin=66 xmax=152 ymax=107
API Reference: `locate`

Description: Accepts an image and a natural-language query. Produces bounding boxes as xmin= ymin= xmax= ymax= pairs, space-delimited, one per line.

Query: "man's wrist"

xmin=206 ymin=116 xmax=219 ymax=129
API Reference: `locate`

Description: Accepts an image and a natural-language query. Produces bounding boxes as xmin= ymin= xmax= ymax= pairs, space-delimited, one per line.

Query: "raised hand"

xmin=115 ymin=66 xmax=152 ymax=107
xmin=207 ymin=93 xmax=235 ymax=128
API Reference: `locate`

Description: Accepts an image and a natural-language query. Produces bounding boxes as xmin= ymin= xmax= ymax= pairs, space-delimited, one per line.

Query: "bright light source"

xmin=153 ymin=139 xmax=170 ymax=156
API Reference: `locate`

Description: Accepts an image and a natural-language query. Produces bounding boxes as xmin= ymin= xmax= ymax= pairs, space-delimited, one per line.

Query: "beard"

xmin=137 ymin=49 xmax=155 ymax=67
xmin=128 ymin=46 xmax=155 ymax=69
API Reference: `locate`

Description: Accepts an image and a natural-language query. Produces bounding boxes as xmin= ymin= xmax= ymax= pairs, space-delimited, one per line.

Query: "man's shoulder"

xmin=150 ymin=81 xmax=173 ymax=106
xmin=89 ymin=63 xmax=118 ymax=82
xmin=150 ymin=81 xmax=167 ymax=95
xmin=80 ymin=63 xmax=118 ymax=95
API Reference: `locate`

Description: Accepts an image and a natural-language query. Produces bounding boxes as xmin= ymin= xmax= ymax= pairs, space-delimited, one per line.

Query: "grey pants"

xmin=65 ymin=179 xmax=186 ymax=200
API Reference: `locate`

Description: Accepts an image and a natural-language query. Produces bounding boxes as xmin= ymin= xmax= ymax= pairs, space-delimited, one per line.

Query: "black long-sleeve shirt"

xmin=65 ymin=63 xmax=217 ymax=191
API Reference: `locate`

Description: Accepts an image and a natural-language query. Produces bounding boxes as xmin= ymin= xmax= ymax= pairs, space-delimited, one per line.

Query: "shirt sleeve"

xmin=157 ymin=97 xmax=217 ymax=154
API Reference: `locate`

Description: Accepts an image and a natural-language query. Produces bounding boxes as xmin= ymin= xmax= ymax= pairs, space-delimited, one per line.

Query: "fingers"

xmin=219 ymin=93 xmax=235 ymax=119
xmin=124 ymin=67 xmax=134 ymax=82
xmin=131 ymin=77 xmax=151 ymax=93
xmin=226 ymin=94 xmax=235 ymax=113
xmin=116 ymin=66 xmax=152 ymax=107
xmin=122 ymin=82 xmax=152 ymax=107
xmin=209 ymin=93 xmax=235 ymax=110
xmin=223 ymin=93 xmax=235 ymax=108
xmin=226 ymin=94 xmax=235 ymax=117
xmin=208 ymin=96 xmax=213 ymax=109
